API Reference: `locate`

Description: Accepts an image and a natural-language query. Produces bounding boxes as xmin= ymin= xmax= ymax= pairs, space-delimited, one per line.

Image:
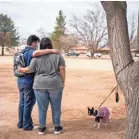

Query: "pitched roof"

xmin=70 ymin=46 xmax=88 ymax=50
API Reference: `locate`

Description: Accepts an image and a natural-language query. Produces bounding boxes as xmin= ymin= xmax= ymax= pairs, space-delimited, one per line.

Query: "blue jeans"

xmin=34 ymin=88 xmax=63 ymax=128
xmin=17 ymin=82 xmax=36 ymax=130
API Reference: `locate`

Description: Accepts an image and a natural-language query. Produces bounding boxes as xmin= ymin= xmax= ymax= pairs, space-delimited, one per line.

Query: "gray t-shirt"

xmin=28 ymin=54 xmax=65 ymax=89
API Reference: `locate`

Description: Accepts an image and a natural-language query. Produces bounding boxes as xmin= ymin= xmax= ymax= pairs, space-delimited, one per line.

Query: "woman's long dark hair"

xmin=40 ymin=37 xmax=53 ymax=49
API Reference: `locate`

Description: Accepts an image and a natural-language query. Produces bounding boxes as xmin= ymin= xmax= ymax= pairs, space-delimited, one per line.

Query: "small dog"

xmin=88 ymin=107 xmax=112 ymax=129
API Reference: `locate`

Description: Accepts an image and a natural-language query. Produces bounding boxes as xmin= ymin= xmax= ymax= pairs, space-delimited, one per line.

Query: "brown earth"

xmin=0 ymin=56 xmax=126 ymax=139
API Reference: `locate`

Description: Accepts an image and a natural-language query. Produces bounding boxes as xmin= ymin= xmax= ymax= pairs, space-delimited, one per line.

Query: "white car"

xmin=86 ymin=52 xmax=102 ymax=58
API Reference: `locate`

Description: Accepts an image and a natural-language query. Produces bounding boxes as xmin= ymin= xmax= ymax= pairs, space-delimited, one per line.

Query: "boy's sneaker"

xmin=33 ymin=125 xmax=39 ymax=130
xmin=23 ymin=125 xmax=39 ymax=131
xmin=38 ymin=127 xmax=47 ymax=135
xmin=54 ymin=126 xmax=63 ymax=134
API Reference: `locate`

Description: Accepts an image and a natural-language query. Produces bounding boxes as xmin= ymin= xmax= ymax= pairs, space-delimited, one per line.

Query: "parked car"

xmin=86 ymin=52 xmax=102 ymax=58
xmin=135 ymin=52 xmax=139 ymax=57
xmin=66 ymin=51 xmax=80 ymax=57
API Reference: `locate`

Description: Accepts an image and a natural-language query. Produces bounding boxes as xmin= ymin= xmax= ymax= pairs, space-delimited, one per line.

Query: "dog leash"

xmin=98 ymin=84 xmax=118 ymax=108
xmin=98 ymin=59 xmax=134 ymax=108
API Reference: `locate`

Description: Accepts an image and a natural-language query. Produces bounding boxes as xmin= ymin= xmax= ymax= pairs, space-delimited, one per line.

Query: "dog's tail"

xmin=108 ymin=108 xmax=112 ymax=119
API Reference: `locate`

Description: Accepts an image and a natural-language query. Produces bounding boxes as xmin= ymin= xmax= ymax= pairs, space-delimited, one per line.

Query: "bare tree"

xmin=60 ymin=34 xmax=78 ymax=53
xmin=129 ymin=12 xmax=139 ymax=50
xmin=101 ymin=1 xmax=139 ymax=139
xmin=129 ymin=13 xmax=136 ymax=42
xmin=37 ymin=28 xmax=49 ymax=39
xmin=70 ymin=6 xmax=107 ymax=58
xmin=137 ymin=11 xmax=139 ymax=51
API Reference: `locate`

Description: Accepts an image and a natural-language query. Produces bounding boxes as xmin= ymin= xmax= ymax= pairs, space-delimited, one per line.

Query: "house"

xmin=98 ymin=46 xmax=139 ymax=56
xmin=0 ymin=46 xmax=15 ymax=55
xmin=70 ymin=46 xmax=88 ymax=54
xmin=70 ymin=45 xmax=110 ymax=54
xmin=97 ymin=46 xmax=110 ymax=54
xmin=14 ymin=45 xmax=26 ymax=53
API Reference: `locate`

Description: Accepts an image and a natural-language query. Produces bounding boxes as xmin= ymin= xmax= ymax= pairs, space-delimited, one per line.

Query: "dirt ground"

xmin=0 ymin=56 xmax=126 ymax=139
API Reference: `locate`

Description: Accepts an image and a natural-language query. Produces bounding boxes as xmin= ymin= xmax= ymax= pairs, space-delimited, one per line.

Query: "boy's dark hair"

xmin=27 ymin=35 xmax=40 ymax=46
xmin=40 ymin=37 xmax=53 ymax=50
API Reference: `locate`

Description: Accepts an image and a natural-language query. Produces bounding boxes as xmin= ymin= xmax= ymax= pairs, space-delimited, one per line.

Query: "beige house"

xmin=70 ymin=46 xmax=88 ymax=54
xmin=14 ymin=45 xmax=26 ymax=53
xmin=0 ymin=46 xmax=15 ymax=55
xmin=0 ymin=45 xmax=26 ymax=55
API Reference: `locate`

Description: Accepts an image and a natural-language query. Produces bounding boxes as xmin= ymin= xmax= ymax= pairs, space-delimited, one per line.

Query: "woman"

xmin=18 ymin=37 xmax=66 ymax=135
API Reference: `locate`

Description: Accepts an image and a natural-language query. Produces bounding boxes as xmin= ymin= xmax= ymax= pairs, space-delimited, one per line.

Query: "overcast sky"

xmin=0 ymin=0 xmax=139 ymax=39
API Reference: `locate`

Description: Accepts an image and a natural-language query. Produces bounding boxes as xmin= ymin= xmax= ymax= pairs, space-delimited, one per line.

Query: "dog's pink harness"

xmin=98 ymin=107 xmax=110 ymax=123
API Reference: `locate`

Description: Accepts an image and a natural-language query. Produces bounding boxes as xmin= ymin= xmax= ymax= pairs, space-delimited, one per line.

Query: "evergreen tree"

xmin=0 ymin=14 xmax=19 ymax=55
xmin=50 ymin=10 xmax=66 ymax=49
